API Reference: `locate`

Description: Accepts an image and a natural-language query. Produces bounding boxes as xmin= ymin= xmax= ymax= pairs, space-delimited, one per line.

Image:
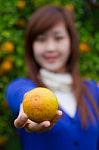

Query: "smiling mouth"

xmin=44 ymin=56 xmax=58 ymax=63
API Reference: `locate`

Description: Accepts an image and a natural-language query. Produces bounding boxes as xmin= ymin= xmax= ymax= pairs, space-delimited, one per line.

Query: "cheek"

xmin=59 ymin=38 xmax=70 ymax=49
xmin=32 ymin=42 xmax=44 ymax=55
xmin=32 ymin=44 xmax=41 ymax=64
xmin=33 ymin=43 xmax=40 ymax=53
xmin=33 ymin=50 xmax=42 ymax=65
xmin=59 ymin=43 xmax=71 ymax=65
xmin=60 ymin=41 xmax=71 ymax=56
xmin=33 ymin=43 xmax=43 ymax=57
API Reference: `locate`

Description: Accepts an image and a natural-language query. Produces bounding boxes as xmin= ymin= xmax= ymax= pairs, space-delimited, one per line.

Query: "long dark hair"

xmin=25 ymin=5 xmax=99 ymax=127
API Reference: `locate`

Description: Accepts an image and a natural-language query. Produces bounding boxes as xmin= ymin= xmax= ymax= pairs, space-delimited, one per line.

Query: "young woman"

xmin=6 ymin=5 xmax=99 ymax=150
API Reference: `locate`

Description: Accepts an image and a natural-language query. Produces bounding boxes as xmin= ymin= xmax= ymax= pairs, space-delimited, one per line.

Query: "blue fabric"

xmin=5 ymin=78 xmax=99 ymax=150
xmin=5 ymin=78 xmax=36 ymax=115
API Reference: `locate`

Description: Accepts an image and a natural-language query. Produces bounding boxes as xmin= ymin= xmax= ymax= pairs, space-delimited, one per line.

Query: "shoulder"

xmin=83 ymin=79 xmax=98 ymax=90
xmin=6 ymin=77 xmax=37 ymax=91
xmin=8 ymin=77 xmax=36 ymax=86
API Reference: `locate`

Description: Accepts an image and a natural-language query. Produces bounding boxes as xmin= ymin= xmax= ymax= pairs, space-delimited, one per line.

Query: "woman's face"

xmin=33 ymin=21 xmax=71 ymax=73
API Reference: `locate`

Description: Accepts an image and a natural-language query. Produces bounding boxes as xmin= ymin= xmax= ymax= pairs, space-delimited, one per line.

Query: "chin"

xmin=45 ymin=68 xmax=62 ymax=73
xmin=43 ymin=63 xmax=65 ymax=73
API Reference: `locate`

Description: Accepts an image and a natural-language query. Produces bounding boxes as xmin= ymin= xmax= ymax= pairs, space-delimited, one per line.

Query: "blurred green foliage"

xmin=0 ymin=0 xmax=99 ymax=149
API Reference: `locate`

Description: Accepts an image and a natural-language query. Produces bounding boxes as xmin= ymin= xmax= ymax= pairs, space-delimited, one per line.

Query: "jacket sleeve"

xmin=94 ymin=82 xmax=99 ymax=150
xmin=84 ymin=80 xmax=99 ymax=149
xmin=90 ymin=80 xmax=99 ymax=150
xmin=5 ymin=78 xmax=36 ymax=116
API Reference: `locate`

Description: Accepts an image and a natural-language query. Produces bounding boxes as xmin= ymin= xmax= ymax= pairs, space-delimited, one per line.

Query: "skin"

xmin=14 ymin=104 xmax=62 ymax=132
xmin=33 ymin=22 xmax=71 ymax=73
xmin=14 ymin=21 xmax=71 ymax=132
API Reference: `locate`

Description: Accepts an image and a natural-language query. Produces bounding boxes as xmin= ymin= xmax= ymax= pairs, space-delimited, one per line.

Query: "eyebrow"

xmin=52 ymin=31 xmax=67 ymax=36
xmin=39 ymin=30 xmax=66 ymax=36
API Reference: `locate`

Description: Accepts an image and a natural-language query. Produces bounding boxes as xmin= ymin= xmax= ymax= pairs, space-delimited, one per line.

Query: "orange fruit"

xmin=23 ymin=87 xmax=58 ymax=123
xmin=16 ymin=0 xmax=26 ymax=9
xmin=1 ymin=58 xmax=13 ymax=71
xmin=1 ymin=41 xmax=14 ymax=53
xmin=79 ymin=43 xmax=90 ymax=53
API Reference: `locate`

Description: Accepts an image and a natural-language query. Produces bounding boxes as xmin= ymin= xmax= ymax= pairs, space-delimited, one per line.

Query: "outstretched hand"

xmin=14 ymin=104 xmax=62 ymax=133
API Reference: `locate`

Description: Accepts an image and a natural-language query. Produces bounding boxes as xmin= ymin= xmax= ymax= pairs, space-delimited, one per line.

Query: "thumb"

xmin=50 ymin=110 xmax=62 ymax=128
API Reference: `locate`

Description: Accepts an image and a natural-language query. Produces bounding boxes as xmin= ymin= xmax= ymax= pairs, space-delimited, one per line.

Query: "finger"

xmin=24 ymin=120 xmax=50 ymax=133
xmin=50 ymin=110 xmax=62 ymax=128
xmin=14 ymin=103 xmax=28 ymax=128
xmin=19 ymin=103 xmax=24 ymax=114
xmin=23 ymin=92 xmax=28 ymax=98
xmin=25 ymin=110 xmax=62 ymax=132
xmin=25 ymin=120 xmax=50 ymax=133
xmin=14 ymin=113 xmax=28 ymax=128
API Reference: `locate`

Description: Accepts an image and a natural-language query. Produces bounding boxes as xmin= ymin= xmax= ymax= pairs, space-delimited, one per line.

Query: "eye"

xmin=36 ymin=35 xmax=46 ymax=42
xmin=55 ymin=36 xmax=64 ymax=41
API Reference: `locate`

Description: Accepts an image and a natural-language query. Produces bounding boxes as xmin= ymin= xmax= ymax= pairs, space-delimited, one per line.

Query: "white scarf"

xmin=40 ymin=69 xmax=73 ymax=92
xmin=40 ymin=69 xmax=77 ymax=118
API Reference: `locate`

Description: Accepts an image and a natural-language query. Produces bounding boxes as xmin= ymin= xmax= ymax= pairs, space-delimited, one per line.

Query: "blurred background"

xmin=0 ymin=0 xmax=99 ymax=149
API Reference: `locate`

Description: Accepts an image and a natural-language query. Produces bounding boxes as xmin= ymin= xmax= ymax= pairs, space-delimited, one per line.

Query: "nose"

xmin=46 ymin=39 xmax=56 ymax=52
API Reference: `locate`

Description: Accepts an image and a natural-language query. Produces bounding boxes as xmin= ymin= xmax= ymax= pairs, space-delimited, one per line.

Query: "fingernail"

xmin=58 ymin=111 xmax=62 ymax=115
xmin=44 ymin=122 xmax=50 ymax=127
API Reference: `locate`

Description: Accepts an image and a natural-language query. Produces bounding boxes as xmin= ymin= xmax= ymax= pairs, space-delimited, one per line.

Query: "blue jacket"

xmin=5 ymin=78 xmax=99 ymax=150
